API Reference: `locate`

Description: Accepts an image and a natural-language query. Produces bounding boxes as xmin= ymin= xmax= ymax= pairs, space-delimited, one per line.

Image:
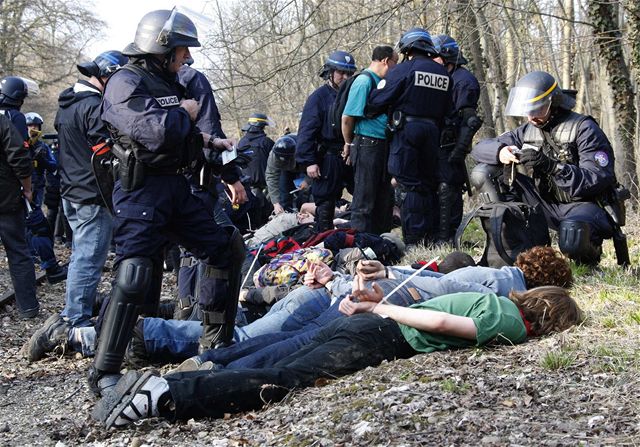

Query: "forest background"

xmin=3 ymin=0 xmax=640 ymax=198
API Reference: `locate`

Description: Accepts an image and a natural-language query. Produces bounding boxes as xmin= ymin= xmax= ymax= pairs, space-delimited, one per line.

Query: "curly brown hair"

xmin=509 ymin=286 xmax=583 ymax=336
xmin=515 ymin=246 xmax=573 ymax=288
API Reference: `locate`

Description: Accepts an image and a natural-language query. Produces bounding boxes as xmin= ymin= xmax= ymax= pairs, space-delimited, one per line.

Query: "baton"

xmin=240 ymin=243 xmax=263 ymax=290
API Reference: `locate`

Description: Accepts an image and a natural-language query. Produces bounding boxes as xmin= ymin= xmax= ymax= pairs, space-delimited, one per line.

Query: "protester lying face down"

xmin=94 ymin=278 xmax=582 ymax=428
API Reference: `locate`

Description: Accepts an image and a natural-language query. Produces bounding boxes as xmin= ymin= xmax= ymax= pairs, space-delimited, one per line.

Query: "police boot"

xmin=197 ymin=266 xmax=231 ymax=353
xmin=436 ymin=182 xmax=455 ymax=244
xmin=558 ymin=220 xmax=603 ymax=266
xmin=91 ymin=257 xmax=152 ymax=396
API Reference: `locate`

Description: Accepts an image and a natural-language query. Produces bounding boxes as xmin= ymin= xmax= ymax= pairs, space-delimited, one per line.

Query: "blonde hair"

xmin=509 ymin=286 xmax=583 ymax=336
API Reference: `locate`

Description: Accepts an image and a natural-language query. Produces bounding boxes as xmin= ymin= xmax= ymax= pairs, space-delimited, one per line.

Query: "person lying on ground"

xmin=93 ymin=275 xmax=582 ymax=429
xmin=130 ymin=246 xmax=572 ymax=370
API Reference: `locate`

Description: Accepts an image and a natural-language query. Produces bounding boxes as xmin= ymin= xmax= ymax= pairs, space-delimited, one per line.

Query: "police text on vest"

xmin=155 ymin=96 xmax=180 ymax=107
xmin=414 ymin=72 xmax=449 ymax=91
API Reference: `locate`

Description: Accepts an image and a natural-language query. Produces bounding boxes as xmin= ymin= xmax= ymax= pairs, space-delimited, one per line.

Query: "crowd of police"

xmin=0 ymin=6 xmax=629 ymax=417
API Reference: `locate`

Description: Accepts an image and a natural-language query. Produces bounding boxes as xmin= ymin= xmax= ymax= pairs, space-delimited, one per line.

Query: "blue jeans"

xmin=0 ymin=210 xmax=38 ymax=315
xmin=143 ymin=285 xmax=334 ymax=359
xmin=61 ymin=200 xmax=113 ymax=327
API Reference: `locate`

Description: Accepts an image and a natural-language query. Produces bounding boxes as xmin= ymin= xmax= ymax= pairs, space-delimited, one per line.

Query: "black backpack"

xmin=454 ymin=202 xmax=551 ymax=267
xmin=329 ymin=70 xmax=377 ymax=138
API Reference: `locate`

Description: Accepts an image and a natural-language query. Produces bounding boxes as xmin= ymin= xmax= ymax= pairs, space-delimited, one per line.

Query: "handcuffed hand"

xmin=303 ymin=261 xmax=334 ymax=289
xmin=355 ymin=260 xmax=386 ymax=281
xmin=519 ymin=148 xmax=556 ymax=175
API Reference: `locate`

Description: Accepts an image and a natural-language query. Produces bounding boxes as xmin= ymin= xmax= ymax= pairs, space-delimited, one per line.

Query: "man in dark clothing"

xmin=295 ymin=51 xmax=356 ymax=231
xmin=368 ymin=28 xmax=453 ymax=246
xmin=0 ymin=76 xmax=67 ymax=284
xmin=88 ymin=9 xmax=240 ymax=395
xmin=0 ymin=112 xmax=38 ymax=318
xmin=432 ymin=35 xmax=481 ymax=243
xmin=26 ymin=51 xmax=128 ymax=363
xmin=470 ymin=71 xmax=619 ymax=265
xmin=238 ymin=113 xmax=275 ymax=226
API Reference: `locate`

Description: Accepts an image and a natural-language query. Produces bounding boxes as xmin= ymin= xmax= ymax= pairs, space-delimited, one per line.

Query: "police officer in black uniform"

xmin=90 ymin=9 xmax=240 ymax=394
xmin=470 ymin=71 xmax=621 ymax=265
xmin=238 ymin=113 xmax=275 ymax=225
xmin=295 ymin=51 xmax=356 ymax=231
xmin=432 ymin=35 xmax=481 ymax=243
xmin=368 ymin=28 xmax=453 ymax=246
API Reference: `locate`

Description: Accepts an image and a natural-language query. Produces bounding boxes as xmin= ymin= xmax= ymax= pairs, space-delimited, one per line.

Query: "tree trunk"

xmin=589 ymin=0 xmax=639 ymax=195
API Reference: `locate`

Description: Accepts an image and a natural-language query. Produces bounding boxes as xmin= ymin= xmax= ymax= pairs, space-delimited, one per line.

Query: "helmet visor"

xmin=505 ymin=82 xmax=556 ymax=117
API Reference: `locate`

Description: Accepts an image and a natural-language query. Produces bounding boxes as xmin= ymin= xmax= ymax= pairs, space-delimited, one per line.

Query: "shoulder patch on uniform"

xmin=414 ymin=71 xmax=449 ymax=91
xmin=155 ymin=95 xmax=180 ymax=107
xmin=594 ymin=151 xmax=609 ymax=167
xmin=377 ymin=79 xmax=386 ymax=89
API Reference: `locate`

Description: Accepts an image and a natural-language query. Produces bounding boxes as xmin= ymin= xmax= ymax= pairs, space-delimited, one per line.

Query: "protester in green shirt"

xmin=94 ymin=274 xmax=582 ymax=428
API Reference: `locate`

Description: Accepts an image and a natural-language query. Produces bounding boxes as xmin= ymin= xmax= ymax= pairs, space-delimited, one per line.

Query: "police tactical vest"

xmin=110 ymin=64 xmax=201 ymax=170
xmin=522 ymin=111 xmax=588 ymax=203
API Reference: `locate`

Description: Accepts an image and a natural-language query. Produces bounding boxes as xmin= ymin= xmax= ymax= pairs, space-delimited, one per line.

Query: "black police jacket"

xmin=101 ymin=58 xmax=202 ymax=170
xmin=238 ymin=129 xmax=274 ymax=188
xmin=54 ymin=80 xmax=109 ymax=205
xmin=0 ymin=113 xmax=32 ymax=213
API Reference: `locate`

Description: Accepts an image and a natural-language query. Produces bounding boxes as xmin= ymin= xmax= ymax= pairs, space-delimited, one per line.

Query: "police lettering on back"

xmin=414 ymin=71 xmax=449 ymax=91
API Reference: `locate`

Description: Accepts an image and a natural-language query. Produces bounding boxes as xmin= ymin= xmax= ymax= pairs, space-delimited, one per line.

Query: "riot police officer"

xmin=470 ymin=71 xmax=620 ymax=265
xmin=90 ymin=9 xmax=240 ymax=394
xmin=295 ymin=50 xmax=356 ymax=231
xmin=25 ymin=113 xmax=57 ymax=208
xmin=432 ymin=34 xmax=481 ymax=243
xmin=238 ymin=112 xmax=275 ymax=225
xmin=368 ymin=28 xmax=453 ymax=246
xmin=0 ymin=77 xmax=67 ymax=283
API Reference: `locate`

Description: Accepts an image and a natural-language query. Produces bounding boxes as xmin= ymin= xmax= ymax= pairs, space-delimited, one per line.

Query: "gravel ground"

xmin=1 ymin=240 xmax=639 ymax=446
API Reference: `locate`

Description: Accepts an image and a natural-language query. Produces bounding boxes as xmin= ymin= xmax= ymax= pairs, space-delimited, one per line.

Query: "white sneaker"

xmin=100 ymin=371 xmax=170 ymax=429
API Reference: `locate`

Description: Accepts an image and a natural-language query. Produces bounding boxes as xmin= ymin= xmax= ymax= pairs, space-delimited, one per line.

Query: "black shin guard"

xmin=94 ymin=257 xmax=153 ymax=374
xmin=437 ymin=182 xmax=455 ymax=242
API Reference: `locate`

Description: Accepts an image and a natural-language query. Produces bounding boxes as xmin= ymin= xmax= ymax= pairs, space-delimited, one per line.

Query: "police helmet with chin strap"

xmin=122 ymin=9 xmax=201 ymax=57
xmin=397 ymin=28 xmax=438 ymax=57
xmin=25 ymin=112 xmax=44 ymax=127
xmin=77 ymin=51 xmax=128 ymax=79
xmin=432 ymin=34 xmax=468 ymax=66
xmin=0 ymin=76 xmax=28 ymax=107
xmin=319 ymin=50 xmax=357 ymax=79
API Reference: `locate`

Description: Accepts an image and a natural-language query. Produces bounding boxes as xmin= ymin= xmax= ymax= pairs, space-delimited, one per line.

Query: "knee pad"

xmin=558 ymin=220 xmax=602 ymax=264
xmin=94 ymin=257 xmax=153 ymax=373
xmin=470 ymin=163 xmax=502 ymax=204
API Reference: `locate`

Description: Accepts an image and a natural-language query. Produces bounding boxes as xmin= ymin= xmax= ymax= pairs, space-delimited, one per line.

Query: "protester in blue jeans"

xmin=25 ymin=51 xmax=127 ymax=362
xmin=132 ymin=246 xmax=572 ymax=369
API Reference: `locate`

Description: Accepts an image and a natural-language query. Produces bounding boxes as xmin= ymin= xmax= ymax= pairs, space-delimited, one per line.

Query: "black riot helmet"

xmin=123 ymin=9 xmax=201 ymax=57
xmin=319 ymin=50 xmax=357 ymax=79
xmin=272 ymin=133 xmax=297 ymax=159
xmin=432 ymin=34 xmax=467 ymax=66
xmin=77 ymin=51 xmax=128 ymax=79
xmin=0 ymin=76 xmax=28 ymax=107
xmin=397 ymin=28 xmax=438 ymax=57
xmin=505 ymin=71 xmax=574 ymax=118
xmin=247 ymin=113 xmax=275 ymax=129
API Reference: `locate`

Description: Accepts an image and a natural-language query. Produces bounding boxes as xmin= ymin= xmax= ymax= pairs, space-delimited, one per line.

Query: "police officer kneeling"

xmin=91 ymin=10 xmax=241 ymax=394
xmin=470 ymin=71 xmax=628 ymax=266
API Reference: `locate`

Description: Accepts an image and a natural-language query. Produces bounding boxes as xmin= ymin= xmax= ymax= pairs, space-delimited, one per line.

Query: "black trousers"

xmin=350 ymin=135 xmax=393 ymax=234
xmin=165 ymin=313 xmax=416 ymax=420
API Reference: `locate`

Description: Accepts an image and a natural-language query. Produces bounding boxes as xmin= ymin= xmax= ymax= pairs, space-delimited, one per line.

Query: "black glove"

xmin=519 ymin=149 xmax=557 ymax=175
